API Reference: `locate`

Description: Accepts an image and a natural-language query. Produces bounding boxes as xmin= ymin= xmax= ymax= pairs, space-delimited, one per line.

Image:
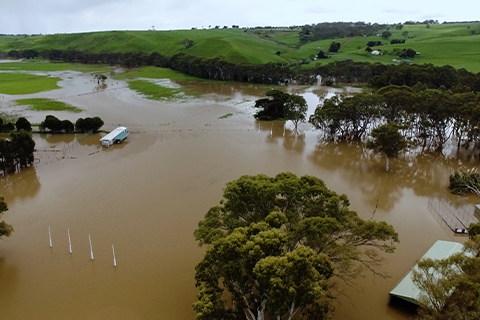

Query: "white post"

xmin=68 ymin=229 xmax=72 ymax=254
xmin=89 ymin=235 xmax=94 ymax=260
xmin=112 ymin=244 xmax=117 ymax=267
xmin=49 ymin=226 xmax=52 ymax=248
xmin=270 ymin=123 xmax=273 ymax=137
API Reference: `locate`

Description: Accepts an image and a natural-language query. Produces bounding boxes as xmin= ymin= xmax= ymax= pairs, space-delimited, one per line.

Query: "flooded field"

xmin=0 ymin=70 xmax=477 ymax=320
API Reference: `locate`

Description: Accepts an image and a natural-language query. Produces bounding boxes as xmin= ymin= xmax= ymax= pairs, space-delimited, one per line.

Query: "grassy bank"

xmin=0 ymin=73 xmax=61 ymax=94
xmin=0 ymin=60 xmax=111 ymax=72
xmin=113 ymin=67 xmax=201 ymax=81
xmin=15 ymin=98 xmax=82 ymax=112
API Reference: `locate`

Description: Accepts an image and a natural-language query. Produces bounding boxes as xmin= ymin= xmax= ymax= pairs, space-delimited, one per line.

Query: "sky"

xmin=0 ymin=0 xmax=478 ymax=34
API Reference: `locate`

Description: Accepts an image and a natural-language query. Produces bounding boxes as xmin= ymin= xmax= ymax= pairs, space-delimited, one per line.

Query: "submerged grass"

xmin=219 ymin=113 xmax=233 ymax=119
xmin=128 ymin=80 xmax=186 ymax=100
xmin=15 ymin=98 xmax=82 ymax=112
xmin=0 ymin=73 xmax=61 ymax=94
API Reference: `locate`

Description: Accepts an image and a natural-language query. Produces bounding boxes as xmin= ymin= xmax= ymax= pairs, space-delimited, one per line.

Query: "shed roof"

xmin=389 ymin=240 xmax=464 ymax=305
xmin=100 ymin=127 xmax=128 ymax=142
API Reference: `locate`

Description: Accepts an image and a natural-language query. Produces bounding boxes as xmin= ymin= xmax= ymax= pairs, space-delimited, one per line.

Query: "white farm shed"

xmin=388 ymin=240 xmax=464 ymax=307
xmin=100 ymin=127 xmax=130 ymax=147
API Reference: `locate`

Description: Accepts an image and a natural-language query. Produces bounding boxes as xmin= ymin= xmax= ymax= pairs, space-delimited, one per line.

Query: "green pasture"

xmin=0 ymin=22 xmax=479 ymax=72
xmin=0 ymin=60 xmax=111 ymax=73
xmin=0 ymin=73 xmax=61 ymax=94
xmin=113 ymin=67 xmax=201 ymax=81
xmin=14 ymin=98 xmax=82 ymax=112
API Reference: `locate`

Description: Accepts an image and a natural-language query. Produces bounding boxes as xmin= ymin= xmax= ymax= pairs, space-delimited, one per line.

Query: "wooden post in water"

xmin=89 ymin=235 xmax=94 ymax=260
xmin=49 ymin=226 xmax=52 ymax=248
xmin=112 ymin=244 xmax=117 ymax=267
xmin=68 ymin=229 xmax=72 ymax=254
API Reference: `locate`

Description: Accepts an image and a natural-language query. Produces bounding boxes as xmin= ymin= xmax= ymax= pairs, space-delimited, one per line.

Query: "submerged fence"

xmin=428 ymin=193 xmax=478 ymax=233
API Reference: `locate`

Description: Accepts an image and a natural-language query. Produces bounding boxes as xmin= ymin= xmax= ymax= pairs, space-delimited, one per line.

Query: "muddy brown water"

xmin=0 ymin=73 xmax=478 ymax=320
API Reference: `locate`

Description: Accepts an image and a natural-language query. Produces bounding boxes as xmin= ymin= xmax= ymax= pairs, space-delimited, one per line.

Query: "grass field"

xmin=14 ymin=98 xmax=82 ymax=112
xmin=1 ymin=22 xmax=479 ymax=72
xmin=113 ymin=67 xmax=201 ymax=81
xmin=0 ymin=60 xmax=111 ymax=73
xmin=0 ymin=73 xmax=61 ymax=94
xmin=128 ymin=80 xmax=188 ymax=100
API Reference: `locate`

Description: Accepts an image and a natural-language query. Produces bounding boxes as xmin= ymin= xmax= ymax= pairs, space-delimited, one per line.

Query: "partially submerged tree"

xmin=0 ymin=197 xmax=13 ymax=239
xmin=449 ymin=171 xmax=480 ymax=197
xmin=367 ymin=123 xmax=407 ymax=172
xmin=254 ymin=90 xmax=290 ymax=120
xmin=194 ymin=173 xmax=399 ymax=320
xmin=9 ymin=130 xmax=35 ymax=168
xmin=94 ymin=74 xmax=107 ymax=83
xmin=75 ymin=116 xmax=104 ymax=133
xmin=15 ymin=117 xmax=32 ymax=132
xmin=284 ymin=95 xmax=307 ymax=130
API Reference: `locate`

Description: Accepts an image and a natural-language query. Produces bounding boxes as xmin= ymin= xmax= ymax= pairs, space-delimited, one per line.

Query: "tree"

xmin=317 ymin=50 xmax=328 ymax=59
xmin=194 ymin=173 xmax=399 ymax=320
xmin=367 ymin=123 xmax=407 ymax=172
xmin=60 ymin=120 xmax=74 ymax=133
xmin=1 ymin=122 xmax=14 ymax=133
xmin=328 ymin=42 xmax=341 ymax=53
xmin=41 ymin=115 xmax=62 ymax=133
xmin=94 ymin=74 xmax=107 ymax=84
xmin=0 ymin=139 xmax=14 ymax=175
xmin=254 ymin=90 xmax=290 ymax=120
xmin=194 ymin=220 xmax=334 ymax=320
xmin=184 ymin=38 xmax=195 ymax=49
xmin=284 ymin=95 xmax=307 ymax=130
xmin=15 ymin=117 xmax=32 ymax=132
xmin=412 ymin=224 xmax=480 ymax=320
xmin=0 ymin=197 xmax=13 ymax=239
xmin=75 ymin=116 xmax=104 ymax=133
xmin=449 ymin=171 xmax=480 ymax=197
xmin=9 ymin=130 xmax=35 ymax=168
xmin=381 ymin=30 xmax=392 ymax=39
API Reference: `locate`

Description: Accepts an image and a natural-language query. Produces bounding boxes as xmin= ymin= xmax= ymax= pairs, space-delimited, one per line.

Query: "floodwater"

xmin=0 ymin=70 xmax=477 ymax=320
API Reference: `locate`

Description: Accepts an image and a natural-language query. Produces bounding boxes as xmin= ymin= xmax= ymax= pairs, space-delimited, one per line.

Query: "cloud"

xmin=0 ymin=0 xmax=477 ymax=34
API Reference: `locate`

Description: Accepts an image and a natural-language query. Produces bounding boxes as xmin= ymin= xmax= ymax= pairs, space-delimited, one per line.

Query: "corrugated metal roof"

xmin=100 ymin=127 xmax=128 ymax=142
xmin=114 ymin=131 xmax=129 ymax=141
xmin=389 ymin=240 xmax=464 ymax=305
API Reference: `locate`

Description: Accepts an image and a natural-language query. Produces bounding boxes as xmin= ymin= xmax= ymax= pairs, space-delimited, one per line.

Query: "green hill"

xmin=1 ymin=22 xmax=480 ymax=72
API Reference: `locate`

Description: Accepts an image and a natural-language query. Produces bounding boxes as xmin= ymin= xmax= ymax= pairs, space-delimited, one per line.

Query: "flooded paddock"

xmin=0 ymin=71 xmax=477 ymax=320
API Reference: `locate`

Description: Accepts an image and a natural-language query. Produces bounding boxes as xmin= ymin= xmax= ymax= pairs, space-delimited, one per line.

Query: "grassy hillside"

xmin=1 ymin=22 xmax=480 ymax=72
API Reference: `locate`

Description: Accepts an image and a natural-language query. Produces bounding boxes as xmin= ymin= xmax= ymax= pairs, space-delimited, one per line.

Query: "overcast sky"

xmin=1 ymin=0 xmax=478 ymax=34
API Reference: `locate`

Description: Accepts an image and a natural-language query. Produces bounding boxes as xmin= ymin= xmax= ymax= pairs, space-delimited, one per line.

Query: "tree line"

xmin=298 ymin=22 xmax=386 ymax=43
xmin=39 ymin=115 xmax=104 ymax=133
xmin=3 ymin=48 xmax=480 ymax=89
xmin=309 ymin=85 xmax=480 ymax=153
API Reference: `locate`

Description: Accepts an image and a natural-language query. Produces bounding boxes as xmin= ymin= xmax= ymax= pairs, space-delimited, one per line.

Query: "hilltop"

xmin=1 ymin=22 xmax=480 ymax=72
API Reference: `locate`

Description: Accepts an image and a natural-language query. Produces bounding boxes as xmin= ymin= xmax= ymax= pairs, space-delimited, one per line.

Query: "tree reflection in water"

xmin=308 ymin=140 xmax=476 ymax=212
